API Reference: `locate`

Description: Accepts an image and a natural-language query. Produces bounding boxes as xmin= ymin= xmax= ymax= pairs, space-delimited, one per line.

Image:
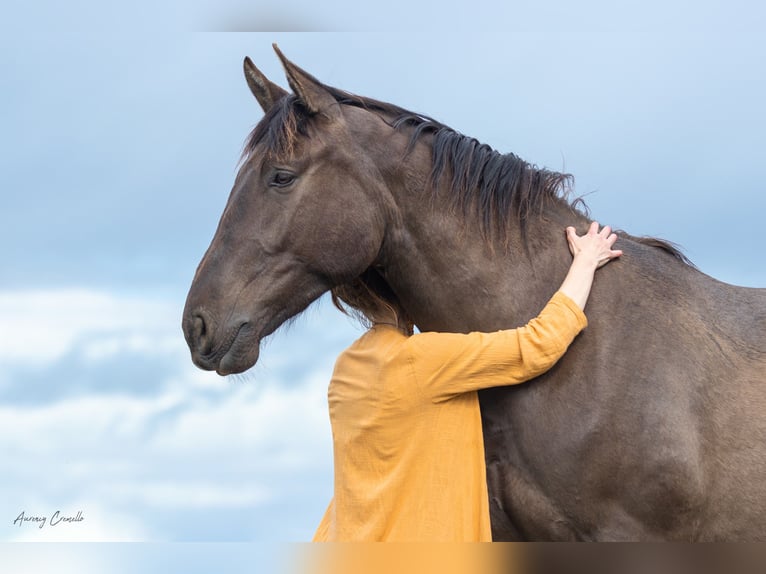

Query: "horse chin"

xmin=216 ymin=328 xmax=261 ymax=376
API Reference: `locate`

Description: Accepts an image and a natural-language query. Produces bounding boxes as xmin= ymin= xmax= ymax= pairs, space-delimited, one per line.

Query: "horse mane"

xmin=242 ymin=86 xmax=692 ymax=265
xmin=623 ymin=235 xmax=695 ymax=266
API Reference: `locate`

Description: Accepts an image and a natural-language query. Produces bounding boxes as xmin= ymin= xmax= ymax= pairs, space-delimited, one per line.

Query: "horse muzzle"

xmin=183 ymin=308 xmax=260 ymax=375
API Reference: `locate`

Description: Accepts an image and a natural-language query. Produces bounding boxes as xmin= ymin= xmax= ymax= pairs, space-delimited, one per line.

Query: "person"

xmin=313 ymin=222 xmax=622 ymax=542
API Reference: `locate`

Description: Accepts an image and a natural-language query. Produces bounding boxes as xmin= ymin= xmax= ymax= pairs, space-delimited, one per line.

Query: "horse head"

xmin=182 ymin=46 xmax=395 ymax=375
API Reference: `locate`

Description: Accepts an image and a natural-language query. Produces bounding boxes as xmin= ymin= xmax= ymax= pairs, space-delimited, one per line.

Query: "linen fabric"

xmin=313 ymin=291 xmax=588 ymax=541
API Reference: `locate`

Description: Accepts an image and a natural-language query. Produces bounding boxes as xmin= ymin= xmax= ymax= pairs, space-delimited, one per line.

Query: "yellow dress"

xmin=313 ymin=291 xmax=588 ymax=542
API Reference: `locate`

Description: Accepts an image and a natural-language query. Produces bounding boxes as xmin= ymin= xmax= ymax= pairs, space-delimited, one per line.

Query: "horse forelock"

xmin=241 ymin=94 xmax=312 ymax=164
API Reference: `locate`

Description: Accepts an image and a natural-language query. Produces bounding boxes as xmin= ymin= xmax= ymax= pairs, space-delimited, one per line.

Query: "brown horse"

xmin=183 ymin=45 xmax=766 ymax=541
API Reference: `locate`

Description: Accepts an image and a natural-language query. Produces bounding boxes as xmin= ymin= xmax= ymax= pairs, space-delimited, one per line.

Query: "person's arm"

xmin=406 ymin=293 xmax=585 ymax=401
xmin=406 ymin=222 xmax=621 ymax=402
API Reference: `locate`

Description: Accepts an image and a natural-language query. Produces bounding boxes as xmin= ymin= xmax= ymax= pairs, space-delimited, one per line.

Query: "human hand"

xmin=565 ymin=221 xmax=623 ymax=269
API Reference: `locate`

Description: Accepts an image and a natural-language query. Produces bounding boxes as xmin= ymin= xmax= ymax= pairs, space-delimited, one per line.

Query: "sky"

xmin=1 ymin=0 xmax=765 ymax=569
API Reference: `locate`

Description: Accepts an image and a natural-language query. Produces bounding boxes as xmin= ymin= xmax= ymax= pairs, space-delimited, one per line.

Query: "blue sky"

xmin=1 ymin=0 xmax=765 ymax=568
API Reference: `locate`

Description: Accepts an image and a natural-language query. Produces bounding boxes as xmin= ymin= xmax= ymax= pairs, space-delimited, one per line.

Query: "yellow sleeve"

xmin=405 ymin=291 xmax=588 ymax=402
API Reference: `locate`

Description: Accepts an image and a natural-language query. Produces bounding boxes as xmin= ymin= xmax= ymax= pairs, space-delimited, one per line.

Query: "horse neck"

xmin=380 ymin=170 xmax=584 ymax=332
xmin=361 ymin=118 xmax=706 ymax=334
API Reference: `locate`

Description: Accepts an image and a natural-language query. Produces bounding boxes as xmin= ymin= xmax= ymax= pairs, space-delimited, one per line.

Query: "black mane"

xmin=242 ymin=86 xmax=691 ymax=264
xmin=243 ymin=89 xmax=575 ymax=235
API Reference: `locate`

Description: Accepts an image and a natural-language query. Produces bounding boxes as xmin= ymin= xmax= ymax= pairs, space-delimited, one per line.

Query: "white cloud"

xmin=0 ymin=392 xmax=186 ymax=455
xmin=80 ymin=333 xmax=184 ymax=363
xmin=98 ymin=481 xmax=272 ymax=510
xmin=151 ymin=374 xmax=332 ymax=460
xmin=0 ymin=288 xmax=350 ymax=541
xmin=0 ymin=288 xmax=182 ymax=364
xmin=0 ymin=375 xmax=333 ymax=541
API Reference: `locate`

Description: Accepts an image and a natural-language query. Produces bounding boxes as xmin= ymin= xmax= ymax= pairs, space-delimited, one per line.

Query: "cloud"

xmin=5 ymin=348 xmax=186 ymax=405
xmin=0 ymin=374 xmax=335 ymax=541
xmin=0 ymin=288 xmax=352 ymax=541
xmin=0 ymin=287 xmax=359 ymax=405
xmin=100 ymin=481 xmax=272 ymax=510
xmin=0 ymin=289 xmax=182 ymax=364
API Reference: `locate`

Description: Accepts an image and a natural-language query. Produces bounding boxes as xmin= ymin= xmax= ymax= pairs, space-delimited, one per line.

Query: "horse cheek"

xmin=302 ymin=203 xmax=381 ymax=280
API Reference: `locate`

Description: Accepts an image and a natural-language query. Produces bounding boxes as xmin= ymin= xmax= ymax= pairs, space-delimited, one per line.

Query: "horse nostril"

xmin=188 ymin=311 xmax=213 ymax=356
xmin=193 ymin=315 xmax=206 ymax=338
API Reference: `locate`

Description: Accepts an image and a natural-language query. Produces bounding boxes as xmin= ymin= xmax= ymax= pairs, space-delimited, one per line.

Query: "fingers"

xmin=567 ymin=221 xmax=623 ymax=265
xmin=569 ymin=223 xmax=621 ymax=245
xmin=590 ymin=222 xmax=613 ymax=238
xmin=597 ymin=248 xmax=624 ymax=268
xmin=565 ymin=226 xmax=577 ymax=256
xmin=591 ymin=222 xmax=620 ymax=247
xmin=565 ymin=226 xmax=578 ymax=244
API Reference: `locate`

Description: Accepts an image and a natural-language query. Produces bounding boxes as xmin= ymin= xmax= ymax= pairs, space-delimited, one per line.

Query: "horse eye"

xmin=270 ymin=171 xmax=296 ymax=188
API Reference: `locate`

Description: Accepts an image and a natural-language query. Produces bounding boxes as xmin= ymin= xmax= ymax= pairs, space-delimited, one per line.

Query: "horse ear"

xmin=272 ymin=43 xmax=339 ymax=119
xmin=243 ymin=57 xmax=288 ymax=113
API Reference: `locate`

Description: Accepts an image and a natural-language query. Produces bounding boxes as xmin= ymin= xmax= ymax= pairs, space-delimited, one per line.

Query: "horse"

xmin=182 ymin=45 xmax=766 ymax=541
